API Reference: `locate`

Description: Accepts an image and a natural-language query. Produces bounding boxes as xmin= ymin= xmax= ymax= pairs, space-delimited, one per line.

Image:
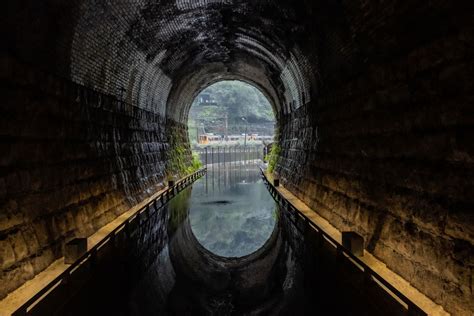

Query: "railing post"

xmin=407 ymin=304 xmax=427 ymax=316
xmin=110 ymin=232 xmax=117 ymax=251
xmin=90 ymin=249 xmax=98 ymax=267
xmin=316 ymin=230 xmax=324 ymax=256
xmin=362 ymin=267 xmax=379 ymax=314
xmin=12 ymin=306 xmax=27 ymax=316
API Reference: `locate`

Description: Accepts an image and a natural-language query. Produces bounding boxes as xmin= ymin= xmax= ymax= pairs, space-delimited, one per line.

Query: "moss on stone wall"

xmin=267 ymin=143 xmax=281 ymax=174
xmin=267 ymin=127 xmax=281 ymax=174
xmin=166 ymin=123 xmax=202 ymax=179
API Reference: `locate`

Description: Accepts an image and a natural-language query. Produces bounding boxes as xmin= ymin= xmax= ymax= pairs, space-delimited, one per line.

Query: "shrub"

xmin=267 ymin=143 xmax=281 ymax=173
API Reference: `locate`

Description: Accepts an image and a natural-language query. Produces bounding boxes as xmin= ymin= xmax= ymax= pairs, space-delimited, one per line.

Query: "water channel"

xmin=131 ymin=162 xmax=307 ymax=315
xmin=189 ymin=163 xmax=277 ymax=258
xmin=58 ymin=162 xmax=364 ymax=316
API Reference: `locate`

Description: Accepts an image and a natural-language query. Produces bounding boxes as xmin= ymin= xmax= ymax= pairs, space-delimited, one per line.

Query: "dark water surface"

xmin=59 ymin=162 xmax=367 ymax=316
xmin=128 ymin=162 xmax=308 ymax=315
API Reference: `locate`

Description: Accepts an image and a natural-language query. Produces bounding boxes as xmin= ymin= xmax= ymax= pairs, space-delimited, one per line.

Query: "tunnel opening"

xmin=2 ymin=1 xmax=473 ymax=315
xmin=187 ymin=80 xmax=276 ymax=148
xmin=185 ymin=80 xmax=278 ymax=258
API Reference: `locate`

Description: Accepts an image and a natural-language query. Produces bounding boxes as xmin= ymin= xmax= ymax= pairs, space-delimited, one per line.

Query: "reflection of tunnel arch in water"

xmin=164 ymin=173 xmax=306 ymax=314
xmin=187 ymin=168 xmax=278 ymax=258
xmin=167 ymin=197 xmax=288 ymax=314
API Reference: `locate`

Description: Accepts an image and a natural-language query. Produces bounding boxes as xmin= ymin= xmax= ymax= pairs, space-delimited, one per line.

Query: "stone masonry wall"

xmin=2 ymin=1 xmax=473 ymax=314
xmin=277 ymin=14 xmax=474 ymax=315
xmin=0 ymin=55 xmax=184 ymax=299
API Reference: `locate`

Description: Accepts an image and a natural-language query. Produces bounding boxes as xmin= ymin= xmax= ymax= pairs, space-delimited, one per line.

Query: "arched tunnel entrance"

xmin=1 ymin=1 xmax=473 ymax=315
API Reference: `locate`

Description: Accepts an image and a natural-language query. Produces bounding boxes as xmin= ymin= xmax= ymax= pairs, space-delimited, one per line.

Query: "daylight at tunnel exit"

xmin=1 ymin=1 xmax=473 ymax=316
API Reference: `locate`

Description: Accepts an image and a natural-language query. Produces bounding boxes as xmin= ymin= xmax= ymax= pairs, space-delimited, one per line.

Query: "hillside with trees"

xmin=188 ymin=81 xmax=275 ymax=143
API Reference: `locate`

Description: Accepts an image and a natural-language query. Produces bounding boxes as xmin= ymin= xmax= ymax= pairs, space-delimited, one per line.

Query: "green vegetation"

xmin=167 ymin=132 xmax=203 ymax=179
xmin=266 ymin=143 xmax=281 ymax=173
xmin=190 ymin=152 xmax=203 ymax=171
xmin=167 ymin=143 xmax=189 ymax=176
xmin=197 ymin=81 xmax=274 ymax=122
xmin=168 ymin=145 xmax=203 ymax=176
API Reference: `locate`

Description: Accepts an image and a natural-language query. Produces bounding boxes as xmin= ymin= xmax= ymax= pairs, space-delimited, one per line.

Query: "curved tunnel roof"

xmin=69 ymin=0 xmax=316 ymax=122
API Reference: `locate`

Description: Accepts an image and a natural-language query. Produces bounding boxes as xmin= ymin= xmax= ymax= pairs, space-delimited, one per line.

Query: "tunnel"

xmin=1 ymin=1 xmax=473 ymax=315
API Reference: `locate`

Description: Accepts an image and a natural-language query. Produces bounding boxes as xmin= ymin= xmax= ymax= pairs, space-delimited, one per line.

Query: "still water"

xmin=131 ymin=161 xmax=305 ymax=315
xmin=61 ymin=162 xmax=322 ymax=316
xmin=189 ymin=163 xmax=277 ymax=258
xmin=57 ymin=161 xmax=368 ymax=316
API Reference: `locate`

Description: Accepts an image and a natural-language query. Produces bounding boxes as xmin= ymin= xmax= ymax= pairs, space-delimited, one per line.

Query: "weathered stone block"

xmin=9 ymin=231 xmax=29 ymax=262
xmin=64 ymin=238 xmax=88 ymax=264
xmin=342 ymin=232 xmax=364 ymax=257
xmin=0 ymin=239 xmax=16 ymax=270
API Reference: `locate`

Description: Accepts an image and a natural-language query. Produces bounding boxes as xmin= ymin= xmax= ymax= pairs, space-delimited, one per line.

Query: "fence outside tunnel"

xmin=193 ymin=145 xmax=265 ymax=166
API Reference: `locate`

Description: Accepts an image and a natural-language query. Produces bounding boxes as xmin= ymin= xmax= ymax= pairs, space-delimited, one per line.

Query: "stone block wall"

xmin=2 ymin=1 xmax=473 ymax=314
xmin=276 ymin=8 xmax=474 ymax=314
xmin=0 ymin=55 xmax=184 ymax=299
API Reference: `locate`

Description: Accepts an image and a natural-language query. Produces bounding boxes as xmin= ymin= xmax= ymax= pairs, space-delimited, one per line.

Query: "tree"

xmin=188 ymin=81 xmax=275 ymax=136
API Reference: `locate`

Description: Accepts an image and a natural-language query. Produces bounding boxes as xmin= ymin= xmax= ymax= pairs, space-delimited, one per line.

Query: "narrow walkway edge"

xmin=0 ymin=169 xmax=207 ymax=316
xmin=261 ymin=169 xmax=449 ymax=316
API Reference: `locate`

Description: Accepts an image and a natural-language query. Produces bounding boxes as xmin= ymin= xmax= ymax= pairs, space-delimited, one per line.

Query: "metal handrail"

xmin=259 ymin=168 xmax=427 ymax=316
xmin=12 ymin=168 xmax=207 ymax=316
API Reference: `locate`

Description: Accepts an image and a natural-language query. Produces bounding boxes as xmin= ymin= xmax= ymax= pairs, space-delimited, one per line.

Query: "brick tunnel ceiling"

xmin=3 ymin=1 xmax=473 ymax=314
xmin=70 ymin=0 xmax=316 ymax=122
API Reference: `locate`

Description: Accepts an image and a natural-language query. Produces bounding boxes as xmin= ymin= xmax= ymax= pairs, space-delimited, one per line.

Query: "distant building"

xmin=256 ymin=135 xmax=273 ymax=141
xmin=199 ymin=133 xmax=222 ymax=145
xmin=198 ymin=93 xmax=217 ymax=105
xmin=228 ymin=135 xmax=242 ymax=141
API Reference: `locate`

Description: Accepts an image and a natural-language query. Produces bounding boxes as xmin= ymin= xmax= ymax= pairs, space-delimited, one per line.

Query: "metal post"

xmin=218 ymin=147 xmax=221 ymax=191
xmin=247 ymin=145 xmax=249 ymax=164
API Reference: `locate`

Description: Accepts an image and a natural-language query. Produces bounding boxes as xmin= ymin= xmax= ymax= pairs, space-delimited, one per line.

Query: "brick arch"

xmin=67 ymin=0 xmax=316 ymax=122
xmin=1 ymin=1 xmax=472 ymax=314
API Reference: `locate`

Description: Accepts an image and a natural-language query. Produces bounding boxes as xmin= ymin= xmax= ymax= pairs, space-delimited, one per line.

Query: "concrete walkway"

xmin=265 ymin=171 xmax=448 ymax=316
xmin=0 ymin=185 xmax=168 ymax=316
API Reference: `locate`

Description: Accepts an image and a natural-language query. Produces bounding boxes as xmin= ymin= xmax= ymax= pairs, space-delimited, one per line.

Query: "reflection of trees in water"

xmin=189 ymin=163 xmax=277 ymax=258
xmin=168 ymin=187 xmax=192 ymax=233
